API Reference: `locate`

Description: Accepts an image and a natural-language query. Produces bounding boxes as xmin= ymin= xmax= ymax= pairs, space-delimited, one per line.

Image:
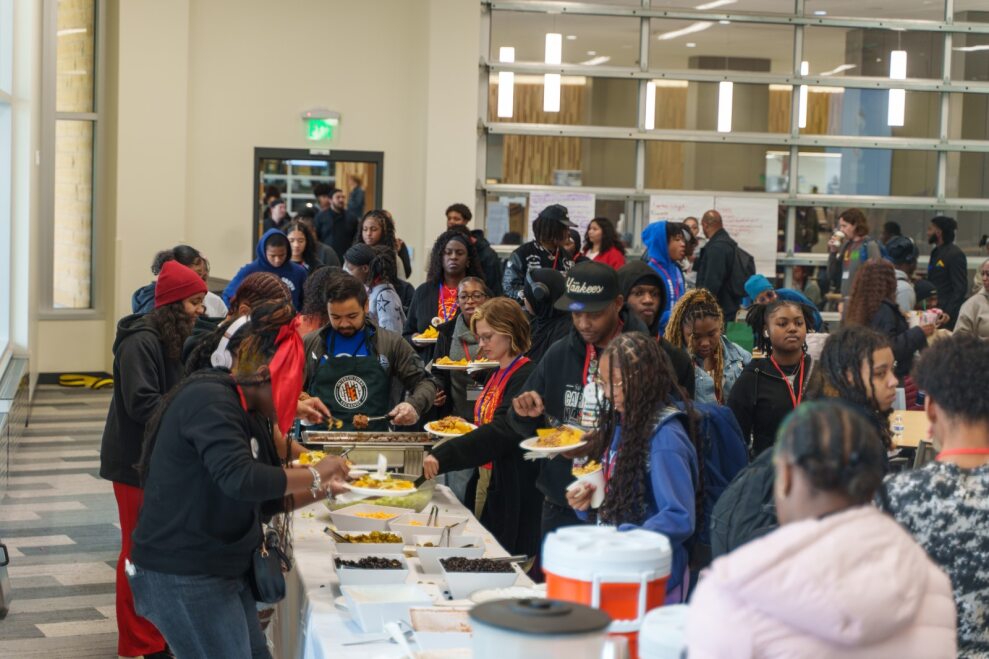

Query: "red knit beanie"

xmin=155 ymin=261 xmax=207 ymax=308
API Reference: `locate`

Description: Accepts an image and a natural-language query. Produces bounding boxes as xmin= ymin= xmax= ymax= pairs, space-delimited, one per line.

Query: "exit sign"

xmin=301 ymin=109 xmax=341 ymax=142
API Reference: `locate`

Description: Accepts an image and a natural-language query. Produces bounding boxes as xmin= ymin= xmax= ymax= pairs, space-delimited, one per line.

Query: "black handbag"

xmin=249 ymin=527 xmax=291 ymax=604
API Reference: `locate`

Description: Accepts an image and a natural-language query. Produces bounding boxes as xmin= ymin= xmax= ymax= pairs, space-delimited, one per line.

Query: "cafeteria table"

xmin=271 ymin=484 xmax=533 ymax=658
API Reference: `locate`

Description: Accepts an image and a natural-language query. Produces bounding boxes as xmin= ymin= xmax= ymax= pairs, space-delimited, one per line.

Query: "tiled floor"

xmin=0 ymin=385 xmax=120 ymax=657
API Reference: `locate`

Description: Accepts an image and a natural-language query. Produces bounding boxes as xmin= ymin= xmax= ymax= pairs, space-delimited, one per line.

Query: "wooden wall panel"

xmin=336 ymin=162 xmax=376 ymax=216
xmin=768 ymin=88 xmax=833 ymax=135
xmin=645 ymin=87 xmax=688 ymax=189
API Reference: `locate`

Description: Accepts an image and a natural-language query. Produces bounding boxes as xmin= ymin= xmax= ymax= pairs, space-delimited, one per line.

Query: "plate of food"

xmin=412 ymin=326 xmax=439 ymax=344
xmin=433 ymin=356 xmax=469 ymax=371
xmin=466 ymin=358 xmax=498 ymax=370
xmin=425 ymin=416 xmax=477 ymax=438
xmin=345 ymin=474 xmax=420 ymax=498
xmin=519 ymin=425 xmax=587 ymax=455
xmin=291 ymin=450 xmax=326 ymax=467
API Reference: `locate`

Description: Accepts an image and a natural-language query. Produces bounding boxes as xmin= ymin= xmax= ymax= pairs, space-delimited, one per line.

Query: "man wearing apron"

xmin=302 ymin=274 xmax=436 ymax=431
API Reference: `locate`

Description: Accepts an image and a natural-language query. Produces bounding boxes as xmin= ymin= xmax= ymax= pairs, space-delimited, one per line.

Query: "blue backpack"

xmin=674 ymin=401 xmax=749 ymax=549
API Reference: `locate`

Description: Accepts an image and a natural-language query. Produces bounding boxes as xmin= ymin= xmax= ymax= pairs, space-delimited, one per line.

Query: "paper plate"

xmin=413 ymin=336 xmax=438 ymax=344
xmin=345 ymin=483 xmax=419 ymax=498
xmin=432 ymin=362 xmax=469 ymax=371
xmin=467 ymin=360 xmax=498 ymax=370
xmin=519 ymin=435 xmax=587 ymax=455
xmin=346 ymin=468 xmax=370 ymax=479
xmin=424 ymin=421 xmax=478 ymax=438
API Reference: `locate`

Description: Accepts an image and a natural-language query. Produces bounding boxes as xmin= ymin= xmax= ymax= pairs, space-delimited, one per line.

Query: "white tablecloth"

xmin=272 ymin=485 xmax=532 ymax=659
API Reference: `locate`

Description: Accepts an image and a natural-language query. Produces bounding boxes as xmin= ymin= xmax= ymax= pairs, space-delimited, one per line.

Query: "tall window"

xmin=0 ymin=0 xmax=14 ymax=358
xmin=45 ymin=0 xmax=100 ymax=311
xmin=479 ymin=0 xmax=989 ymax=284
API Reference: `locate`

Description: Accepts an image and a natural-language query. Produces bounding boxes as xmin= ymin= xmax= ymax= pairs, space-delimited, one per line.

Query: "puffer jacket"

xmin=686 ymin=506 xmax=957 ymax=658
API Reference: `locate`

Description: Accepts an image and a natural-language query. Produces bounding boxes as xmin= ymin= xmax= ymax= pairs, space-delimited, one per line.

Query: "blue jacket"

xmin=642 ymin=221 xmax=686 ymax=334
xmin=693 ymin=337 xmax=752 ymax=405
xmin=577 ymin=407 xmax=699 ymax=593
xmin=222 ymin=229 xmax=308 ymax=309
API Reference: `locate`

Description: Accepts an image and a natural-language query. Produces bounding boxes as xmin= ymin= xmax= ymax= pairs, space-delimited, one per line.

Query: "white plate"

xmin=519 ymin=435 xmax=587 ymax=455
xmin=347 ymin=468 xmax=369 ymax=479
xmin=424 ymin=421 xmax=477 ymax=438
xmin=413 ymin=336 xmax=438 ymax=344
xmin=467 ymin=360 xmax=498 ymax=369
xmin=432 ymin=362 xmax=469 ymax=371
xmin=345 ymin=483 xmax=419 ymax=498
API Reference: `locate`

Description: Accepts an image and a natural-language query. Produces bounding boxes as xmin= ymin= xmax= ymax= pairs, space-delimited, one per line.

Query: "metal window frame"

xmin=477 ymin=0 xmax=988 ymax=275
xmin=39 ymin=0 xmax=105 ymax=319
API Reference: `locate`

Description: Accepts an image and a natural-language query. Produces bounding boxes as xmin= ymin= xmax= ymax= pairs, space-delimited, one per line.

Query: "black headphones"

xmin=526 ymin=269 xmax=550 ymax=302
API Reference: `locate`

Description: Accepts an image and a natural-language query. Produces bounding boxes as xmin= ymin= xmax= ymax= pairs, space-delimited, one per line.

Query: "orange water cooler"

xmin=543 ymin=526 xmax=672 ymax=658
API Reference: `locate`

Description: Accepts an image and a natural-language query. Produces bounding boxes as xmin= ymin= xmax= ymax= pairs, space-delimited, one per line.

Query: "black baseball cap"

xmin=555 ymin=261 xmax=620 ymax=313
xmin=886 ymin=236 xmax=918 ymax=265
xmin=537 ymin=204 xmax=577 ymax=228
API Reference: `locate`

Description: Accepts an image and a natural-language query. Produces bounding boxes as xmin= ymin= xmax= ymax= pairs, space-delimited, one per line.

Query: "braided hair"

xmin=774 ymin=400 xmax=885 ymax=505
xmin=747 ymin=299 xmax=815 ymax=355
xmin=357 ymin=210 xmax=399 ymax=252
xmin=228 ymin=272 xmax=291 ymax=317
xmin=301 ymin=266 xmax=342 ymax=319
xmin=805 ymin=326 xmax=894 ymax=449
xmin=587 ymin=332 xmax=703 ymax=528
xmin=665 ymin=289 xmax=726 ymax=402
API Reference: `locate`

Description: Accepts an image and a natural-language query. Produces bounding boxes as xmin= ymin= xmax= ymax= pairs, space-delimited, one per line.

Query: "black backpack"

xmin=726 ymin=241 xmax=757 ymax=302
xmin=709 ymin=448 xmax=777 ymax=559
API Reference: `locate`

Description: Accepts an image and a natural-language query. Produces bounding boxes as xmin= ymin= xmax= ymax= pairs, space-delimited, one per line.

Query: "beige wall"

xmin=36 ymin=0 xmax=479 ymax=372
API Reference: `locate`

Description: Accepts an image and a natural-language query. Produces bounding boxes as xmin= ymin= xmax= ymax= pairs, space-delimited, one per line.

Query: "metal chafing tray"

xmin=301 ymin=431 xmax=435 ymax=476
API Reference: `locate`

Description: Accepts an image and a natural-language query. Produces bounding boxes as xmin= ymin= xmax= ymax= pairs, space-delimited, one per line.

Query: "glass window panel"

xmin=649 ymin=19 xmax=793 ymax=74
xmin=484 ymin=193 xmax=632 ymax=245
xmin=803 ymin=26 xmax=944 ymax=80
xmin=776 ymin=86 xmax=941 ymax=138
xmin=645 ymin=80 xmax=790 ymax=133
xmin=655 ymin=0 xmax=793 ymax=13
xmin=0 ymin=103 xmax=10 ymax=352
xmin=53 ymin=120 xmax=93 ymax=309
xmin=486 ymin=135 xmax=636 ymax=187
xmin=645 ymin=142 xmax=788 ymax=192
xmin=804 ymin=0 xmax=945 ymax=21
xmin=950 ymin=31 xmax=989 ymax=82
xmin=55 ymin=0 xmax=95 ymax=113
xmin=0 ymin=0 xmax=12 ymax=94
xmin=955 ymin=211 xmax=989 ymax=258
xmin=944 ymin=151 xmax=989 ymax=200
xmin=796 ymin=147 xmax=937 ymax=196
xmin=488 ymin=76 xmax=638 ymax=127
xmin=490 ymin=11 xmax=640 ymax=68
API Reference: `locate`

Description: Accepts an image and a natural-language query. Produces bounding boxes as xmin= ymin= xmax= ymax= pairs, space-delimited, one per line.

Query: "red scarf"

xmin=438 ymin=284 xmax=459 ymax=322
xmin=474 ymin=355 xmax=530 ymax=426
xmin=269 ymin=316 xmax=305 ymax=435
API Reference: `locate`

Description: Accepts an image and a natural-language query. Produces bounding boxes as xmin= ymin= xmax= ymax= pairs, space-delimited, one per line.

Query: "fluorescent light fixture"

xmin=686 ymin=42 xmax=697 ymax=48
xmin=566 ymin=35 xmax=577 ymax=41
xmin=718 ymin=81 xmax=733 ymax=133
xmin=544 ymin=34 xmax=562 ymax=112
xmin=657 ymin=22 xmax=712 ymax=41
xmin=798 ymin=61 xmax=809 ymax=129
xmin=888 ymin=50 xmax=906 ymax=127
xmin=719 ymin=20 xmax=731 ymax=24
xmin=813 ymin=10 xmax=827 ymax=15
xmin=580 ymin=56 xmax=611 ymax=66
xmin=545 ymin=33 xmax=562 ymax=65
xmin=497 ymin=47 xmax=515 ymax=119
xmin=587 ymin=50 xmax=597 ymax=56
xmin=645 ymin=81 xmax=657 ymax=130
xmin=56 ymin=27 xmax=87 ymax=37
xmin=954 ymin=45 xmax=989 ymax=53
xmin=820 ymin=63 xmax=856 ymax=76
xmin=695 ymin=0 xmax=736 ymax=9
xmin=544 ymin=73 xmax=561 ymax=112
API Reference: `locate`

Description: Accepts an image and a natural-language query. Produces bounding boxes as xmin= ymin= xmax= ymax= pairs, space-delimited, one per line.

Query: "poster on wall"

xmin=647 ymin=194 xmax=778 ymax=274
xmin=647 ymin=195 xmax=714 ymax=226
xmin=527 ymin=191 xmax=596 ymax=240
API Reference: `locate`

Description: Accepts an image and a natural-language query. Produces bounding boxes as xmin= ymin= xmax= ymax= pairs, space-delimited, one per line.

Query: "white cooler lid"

xmin=543 ymin=526 xmax=672 ymax=582
xmin=639 ymin=605 xmax=688 ymax=659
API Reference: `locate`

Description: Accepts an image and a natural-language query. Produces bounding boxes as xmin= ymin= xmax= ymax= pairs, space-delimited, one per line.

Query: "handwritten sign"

xmin=647 ymin=195 xmax=713 ymax=226
xmin=527 ymin=191 xmax=596 ymax=240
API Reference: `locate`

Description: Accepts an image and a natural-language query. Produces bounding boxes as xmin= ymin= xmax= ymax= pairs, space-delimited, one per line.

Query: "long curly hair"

xmin=228 ymin=272 xmax=291 ymax=317
xmin=665 ymin=289 xmax=726 ymax=402
xmin=844 ymin=260 xmax=897 ymax=327
xmin=583 ymin=217 xmax=625 ymax=256
xmin=747 ymin=299 xmax=815 ymax=355
xmin=147 ymin=302 xmax=198 ymax=362
xmin=425 ymin=228 xmax=483 ymax=285
xmin=805 ymin=326 xmax=894 ymax=449
xmin=585 ymin=332 xmax=702 ymax=528
xmin=284 ymin=219 xmax=319 ymax=266
xmin=356 ymin=210 xmax=398 ymax=251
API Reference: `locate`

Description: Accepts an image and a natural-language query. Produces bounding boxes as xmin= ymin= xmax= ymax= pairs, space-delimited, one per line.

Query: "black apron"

xmin=309 ymin=330 xmax=391 ymax=432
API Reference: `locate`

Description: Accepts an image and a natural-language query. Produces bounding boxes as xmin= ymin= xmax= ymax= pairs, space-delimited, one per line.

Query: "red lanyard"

xmin=582 ymin=343 xmax=598 ymax=385
xmin=474 ymin=355 xmax=529 ymax=425
xmin=461 ymin=340 xmax=473 ymax=362
xmin=770 ymin=355 xmax=805 ymax=410
xmin=937 ymin=448 xmax=989 ymax=460
xmin=649 ymin=258 xmax=683 ymax=301
xmin=438 ymin=285 xmax=459 ymax=322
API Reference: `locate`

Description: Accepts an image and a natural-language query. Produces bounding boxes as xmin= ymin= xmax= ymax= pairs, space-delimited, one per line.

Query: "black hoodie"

xmin=508 ymin=309 xmax=651 ymax=507
xmin=100 ymin=314 xmax=183 ymax=487
xmin=726 ymin=354 xmax=814 ymax=457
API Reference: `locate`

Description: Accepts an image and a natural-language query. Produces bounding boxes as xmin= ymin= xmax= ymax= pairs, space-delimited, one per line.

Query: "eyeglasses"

xmin=593 ymin=374 xmax=622 ymax=390
xmin=458 ymin=293 xmax=488 ymax=303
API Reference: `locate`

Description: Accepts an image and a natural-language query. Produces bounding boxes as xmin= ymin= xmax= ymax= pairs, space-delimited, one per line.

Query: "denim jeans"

xmin=128 ymin=563 xmax=271 ymax=659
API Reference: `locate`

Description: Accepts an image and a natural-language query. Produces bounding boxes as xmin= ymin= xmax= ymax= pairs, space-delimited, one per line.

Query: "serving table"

xmin=271 ymin=485 xmax=533 ymax=659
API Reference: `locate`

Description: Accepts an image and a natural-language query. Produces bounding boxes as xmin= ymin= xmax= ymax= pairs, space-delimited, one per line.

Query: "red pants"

xmin=113 ymin=482 xmax=167 ymax=657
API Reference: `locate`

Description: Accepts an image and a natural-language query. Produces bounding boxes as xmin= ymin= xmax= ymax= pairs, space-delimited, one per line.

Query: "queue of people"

xmin=105 ymin=201 xmax=988 ymax=657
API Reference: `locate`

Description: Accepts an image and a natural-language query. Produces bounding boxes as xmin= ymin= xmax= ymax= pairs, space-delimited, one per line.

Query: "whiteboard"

xmin=527 ymin=191 xmax=596 ymax=240
xmin=647 ymin=194 xmax=778 ymax=274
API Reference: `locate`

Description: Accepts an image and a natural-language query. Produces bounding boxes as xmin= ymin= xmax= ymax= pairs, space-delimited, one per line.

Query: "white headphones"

xmin=211 ymin=315 xmax=251 ymax=369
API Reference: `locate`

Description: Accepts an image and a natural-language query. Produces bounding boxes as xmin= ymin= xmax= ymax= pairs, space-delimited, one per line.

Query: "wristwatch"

xmin=307 ymin=466 xmax=322 ymax=499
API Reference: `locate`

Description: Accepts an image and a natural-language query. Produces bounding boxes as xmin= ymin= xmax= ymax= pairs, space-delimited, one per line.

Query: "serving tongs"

xmin=323 ymin=527 xmax=351 ymax=543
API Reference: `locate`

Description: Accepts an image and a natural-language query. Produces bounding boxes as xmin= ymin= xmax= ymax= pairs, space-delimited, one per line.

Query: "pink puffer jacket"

xmin=686 ymin=506 xmax=956 ymax=658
